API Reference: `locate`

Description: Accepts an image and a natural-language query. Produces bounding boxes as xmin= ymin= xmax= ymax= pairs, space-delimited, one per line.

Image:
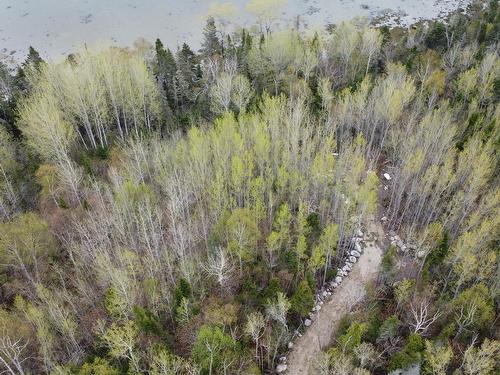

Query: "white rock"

xmin=322 ymin=291 xmax=328 ymax=297
xmin=390 ymin=236 xmax=395 ymax=241
xmin=349 ymin=256 xmax=357 ymax=263
xmin=312 ymin=306 xmax=316 ymax=312
xmin=279 ymin=356 xmax=286 ymax=363
xmin=304 ymin=319 xmax=312 ymax=327
xmin=350 ymin=250 xmax=361 ymax=257
xmin=384 ymin=173 xmax=392 ymax=181
xmin=384 ymin=186 xmax=388 ymax=190
xmin=332 ymin=282 xmax=338 ymax=288
xmin=356 ymin=229 xmax=364 ymax=237
xmin=327 ymin=291 xmax=332 ymax=296
xmin=355 ymin=243 xmax=362 ymax=253
xmin=381 ymin=216 xmax=388 ymax=222
xmin=389 ymin=230 xmax=396 ymax=237
xmin=288 ymin=342 xmax=294 ymax=349
xmin=417 ymin=250 xmax=426 ymax=259
xmin=315 ymin=305 xmax=322 ymax=311
xmin=335 ymin=276 xmax=343 ymax=284
xmin=277 ymin=364 xmax=288 ymax=373
xmin=319 ymin=301 xmax=323 ymax=306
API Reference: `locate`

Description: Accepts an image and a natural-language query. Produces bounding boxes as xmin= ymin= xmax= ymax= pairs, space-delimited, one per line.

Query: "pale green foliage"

xmin=20 ymin=48 xmax=161 ymax=151
xmin=248 ymin=30 xmax=311 ymax=94
xmin=245 ymin=311 xmax=266 ymax=342
xmin=266 ymin=292 xmax=291 ymax=327
xmin=423 ymin=340 xmax=452 ymax=375
xmin=394 ymin=279 xmax=415 ymax=308
xmin=151 ymin=348 xmax=200 ymax=375
xmin=462 ymin=339 xmax=500 ymax=375
xmin=99 ymin=320 xmax=140 ymax=372
xmin=0 ymin=213 xmax=56 ymax=285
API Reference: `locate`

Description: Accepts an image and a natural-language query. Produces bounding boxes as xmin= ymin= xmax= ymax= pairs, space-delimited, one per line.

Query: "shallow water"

xmin=0 ymin=0 xmax=471 ymax=62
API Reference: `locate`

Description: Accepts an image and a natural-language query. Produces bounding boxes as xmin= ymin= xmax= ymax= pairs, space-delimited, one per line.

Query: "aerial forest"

xmin=0 ymin=0 xmax=499 ymax=374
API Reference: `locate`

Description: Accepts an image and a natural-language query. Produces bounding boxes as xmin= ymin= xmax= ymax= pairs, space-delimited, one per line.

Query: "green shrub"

xmin=290 ymin=280 xmax=314 ymax=317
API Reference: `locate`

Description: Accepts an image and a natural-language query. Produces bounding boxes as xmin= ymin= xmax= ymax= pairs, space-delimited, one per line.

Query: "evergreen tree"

xmin=201 ymin=16 xmax=222 ymax=58
xmin=155 ymin=38 xmax=177 ymax=109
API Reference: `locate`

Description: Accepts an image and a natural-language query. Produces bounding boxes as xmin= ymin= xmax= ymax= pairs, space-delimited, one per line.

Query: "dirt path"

xmin=286 ymin=221 xmax=384 ymax=375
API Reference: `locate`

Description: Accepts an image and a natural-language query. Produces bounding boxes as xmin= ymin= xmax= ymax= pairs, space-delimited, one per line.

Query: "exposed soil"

xmin=286 ymin=220 xmax=385 ymax=374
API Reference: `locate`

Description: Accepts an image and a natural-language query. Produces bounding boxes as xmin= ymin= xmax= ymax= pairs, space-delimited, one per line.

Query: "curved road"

xmin=286 ymin=221 xmax=384 ymax=374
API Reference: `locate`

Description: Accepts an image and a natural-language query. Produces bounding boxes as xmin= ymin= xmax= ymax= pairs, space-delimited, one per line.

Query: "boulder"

xmin=304 ymin=319 xmax=312 ymax=327
xmin=279 ymin=356 xmax=286 ymax=363
xmin=350 ymin=250 xmax=361 ymax=257
xmin=356 ymin=229 xmax=364 ymax=237
xmin=355 ymin=243 xmax=362 ymax=253
xmin=332 ymin=282 xmax=338 ymax=288
xmin=322 ymin=291 xmax=328 ymax=297
xmin=417 ymin=250 xmax=426 ymax=259
xmin=383 ymin=173 xmax=392 ymax=181
xmin=315 ymin=304 xmax=322 ymax=311
xmin=335 ymin=276 xmax=343 ymax=284
xmin=288 ymin=342 xmax=294 ymax=349
xmin=349 ymin=256 xmax=357 ymax=263
xmin=381 ymin=216 xmax=388 ymax=222
xmin=276 ymin=364 xmax=288 ymax=373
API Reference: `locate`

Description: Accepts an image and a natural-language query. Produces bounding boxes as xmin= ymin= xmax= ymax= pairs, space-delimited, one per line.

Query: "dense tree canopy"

xmin=0 ymin=1 xmax=499 ymax=374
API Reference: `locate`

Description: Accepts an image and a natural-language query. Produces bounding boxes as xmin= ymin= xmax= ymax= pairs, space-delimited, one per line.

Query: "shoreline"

xmin=1 ymin=0 xmax=472 ymax=67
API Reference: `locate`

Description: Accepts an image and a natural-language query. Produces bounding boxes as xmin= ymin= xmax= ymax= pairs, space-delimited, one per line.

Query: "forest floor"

xmin=286 ymin=220 xmax=385 ymax=374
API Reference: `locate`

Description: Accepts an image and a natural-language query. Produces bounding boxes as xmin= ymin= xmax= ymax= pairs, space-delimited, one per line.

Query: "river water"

xmin=1 ymin=0 xmax=471 ymax=62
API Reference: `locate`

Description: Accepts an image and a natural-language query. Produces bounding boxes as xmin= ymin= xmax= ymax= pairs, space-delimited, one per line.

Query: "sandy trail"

xmin=286 ymin=221 xmax=384 ymax=375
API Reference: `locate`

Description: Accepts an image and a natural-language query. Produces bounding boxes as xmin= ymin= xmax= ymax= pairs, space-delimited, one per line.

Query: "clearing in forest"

xmin=286 ymin=220 xmax=384 ymax=375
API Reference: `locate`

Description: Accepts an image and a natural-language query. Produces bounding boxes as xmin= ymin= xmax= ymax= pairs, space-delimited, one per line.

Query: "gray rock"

xmin=349 ymin=256 xmax=357 ymax=263
xmin=332 ymin=282 xmax=338 ymax=288
xmin=355 ymin=243 xmax=362 ymax=253
xmin=389 ymin=230 xmax=396 ymax=237
xmin=335 ymin=276 xmax=343 ymax=284
xmin=388 ymin=364 xmax=420 ymax=375
xmin=356 ymin=229 xmax=364 ymax=237
xmin=322 ymin=291 xmax=328 ymax=297
xmin=417 ymin=250 xmax=426 ymax=258
xmin=381 ymin=216 xmax=388 ymax=222
xmin=276 ymin=364 xmax=288 ymax=373
xmin=288 ymin=342 xmax=294 ymax=349
xmin=315 ymin=304 xmax=322 ymax=311
xmin=350 ymin=250 xmax=361 ymax=257
xmin=304 ymin=319 xmax=312 ymax=327
xmin=279 ymin=356 xmax=286 ymax=363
